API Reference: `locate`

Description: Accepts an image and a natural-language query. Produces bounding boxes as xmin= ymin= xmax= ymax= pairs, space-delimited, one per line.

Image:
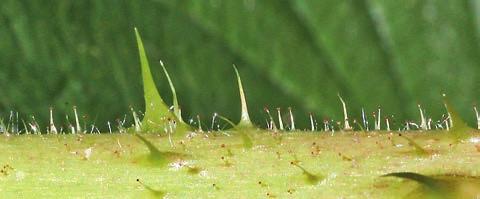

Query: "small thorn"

xmin=375 ymin=107 xmax=381 ymax=130
xmin=49 ymin=107 xmax=58 ymax=134
xmin=196 ymin=115 xmax=203 ymax=132
xmin=427 ymin=118 xmax=432 ymax=130
xmin=277 ymin=108 xmax=284 ymax=131
xmin=73 ymin=106 xmax=81 ymax=134
xmin=337 ymin=94 xmax=352 ymax=131
xmin=21 ymin=120 xmax=29 ymax=135
xmin=442 ymin=95 xmax=454 ymax=128
xmin=211 ymin=113 xmax=218 ymax=130
xmin=361 ymin=108 xmax=369 ymax=131
xmin=89 ymin=124 xmax=97 ymax=134
xmin=445 ymin=118 xmax=450 ymax=131
xmin=29 ymin=116 xmax=39 ymax=134
xmin=474 ymin=105 xmax=480 ymax=130
xmin=442 ymin=94 xmax=472 ymax=142
xmin=214 ymin=114 xmax=236 ymax=129
xmin=131 ymin=108 xmax=142 ymax=132
xmin=385 ymin=117 xmax=391 ymax=131
xmin=309 ymin=113 xmax=315 ymax=132
xmin=107 ymin=121 xmax=112 ymax=134
xmin=440 ymin=114 xmax=450 ymax=131
xmin=443 ymin=94 xmax=471 ymax=131
xmin=323 ymin=119 xmax=330 ymax=132
xmin=70 ymin=125 xmax=75 ymax=134
xmin=418 ymin=104 xmax=427 ymax=130
xmin=264 ymin=108 xmax=277 ymax=131
xmin=288 ymin=107 xmax=295 ymax=131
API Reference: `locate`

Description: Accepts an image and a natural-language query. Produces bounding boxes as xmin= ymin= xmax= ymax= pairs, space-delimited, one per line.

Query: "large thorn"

xmin=233 ymin=64 xmax=253 ymax=128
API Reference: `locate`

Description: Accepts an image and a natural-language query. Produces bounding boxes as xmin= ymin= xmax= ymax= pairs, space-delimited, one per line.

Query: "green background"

xmin=0 ymin=0 xmax=479 ymax=130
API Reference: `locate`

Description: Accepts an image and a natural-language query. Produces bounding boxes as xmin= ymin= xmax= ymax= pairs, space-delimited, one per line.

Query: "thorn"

xmin=442 ymin=114 xmax=450 ymax=131
xmin=15 ymin=112 xmax=19 ymax=134
xmin=474 ymin=105 xmax=480 ymax=130
xmin=216 ymin=114 xmax=251 ymax=147
xmin=288 ymin=107 xmax=295 ymax=131
xmin=211 ymin=113 xmax=217 ymax=130
xmin=309 ymin=113 xmax=315 ymax=132
xmin=22 ymin=120 xmax=30 ymax=135
xmin=264 ymin=108 xmax=277 ymax=131
xmin=131 ymin=107 xmax=142 ymax=132
xmin=418 ymin=104 xmax=427 ymax=130
xmin=49 ymin=107 xmax=58 ymax=134
xmin=361 ymin=108 xmax=369 ymax=131
xmin=442 ymin=93 xmax=453 ymax=127
xmin=117 ymin=115 xmax=127 ymax=133
xmin=443 ymin=93 xmax=471 ymax=131
xmin=408 ymin=121 xmax=419 ymax=129
xmin=375 ymin=107 xmax=381 ymax=130
xmin=353 ymin=119 xmax=365 ymax=132
xmin=323 ymin=119 xmax=330 ymax=132
xmin=386 ymin=117 xmax=391 ymax=131
xmin=135 ymin=28 xmax=183 ymax=133
xmin=337 ymin=94 xmax=352 ymax=131
xmin=29 ymin=116 xmax=39 ymax=134
xmin=73 ymin=106 xmax=81 ymax=134
xmin=107 ymin=121 xmax=112 ymax=134
xmin=277 ymin=108 xmax=284 ymax=131
xmin=6 ymin=111 xmax=13 ymax=134
xmin=196 ymin=115 xmax=203 ymax=132
xmin=233 ymin=64 xmax=253 ymax=127
xmin=70 ymin=125 xmax=75 ymax=134
xmin=442 ymin=94 xmax=472 ymax=142
xmin=93 ymin=125 xmax=100 ymax=134
xmin=427 ymin=118 xmax=432 ymax=130
xmin=442 ymin=94 xmax=454 ymax=128
xmin=160 ymin=60 xmax=184 ymax=123
xmin=215 ymin=114 xmax=237 ymax=129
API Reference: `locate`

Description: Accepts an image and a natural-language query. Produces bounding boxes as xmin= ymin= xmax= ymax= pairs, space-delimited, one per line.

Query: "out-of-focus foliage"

xmin=0 ymin=0 xmax=479 ymax=129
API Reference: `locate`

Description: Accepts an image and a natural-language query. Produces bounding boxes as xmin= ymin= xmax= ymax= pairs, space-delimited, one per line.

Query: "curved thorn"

xmin=215 ymin=114 xmax=237 ymax=128
xmin=442 ymin=94 xmax=470 ymax=130
xmin=442 ymin=94 xmax=472 ymax=142
xmin=159 ymin=60 xmax=184 ymax=123
xmin=338 ymin=94 xmax=352 ymax=131
xmin=277 ymin=108 xmax=284 ymax=131
xmin=233 ymin=64 xmax=253 ymax=127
